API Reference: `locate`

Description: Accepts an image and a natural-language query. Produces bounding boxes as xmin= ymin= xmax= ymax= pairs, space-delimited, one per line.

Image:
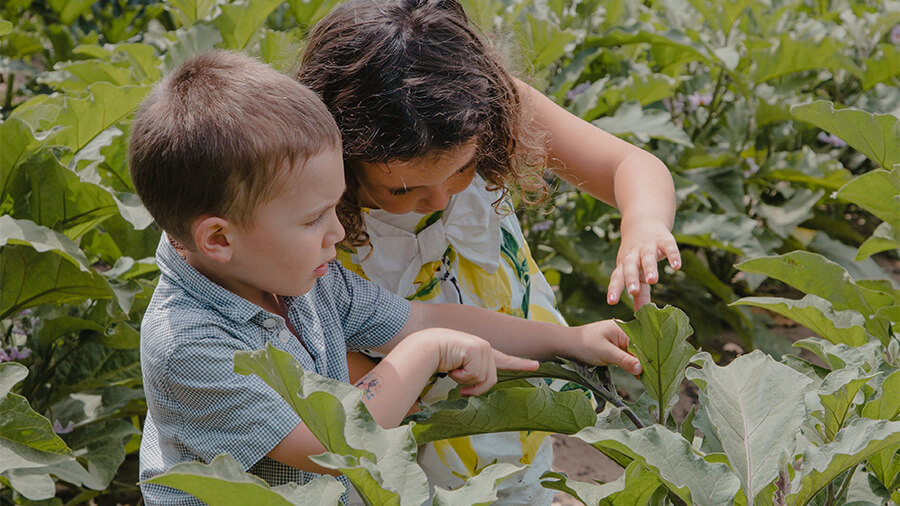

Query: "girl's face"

xmin=356 ymin=140 xmax=478 ymax=215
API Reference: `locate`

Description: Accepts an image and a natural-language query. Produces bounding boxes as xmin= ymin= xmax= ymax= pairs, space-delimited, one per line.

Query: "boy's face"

xmin=354 ymin=140 xmax=478 ymax=215
xmin=225 ymin=148 xmax=346 ymax=301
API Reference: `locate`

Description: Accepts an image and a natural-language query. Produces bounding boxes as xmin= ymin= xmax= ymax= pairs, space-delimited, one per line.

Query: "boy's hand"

xmin=433 ymin=329 xmax=539 ymax=396
xmin=572 ymin=320 xmax=642 ymax=376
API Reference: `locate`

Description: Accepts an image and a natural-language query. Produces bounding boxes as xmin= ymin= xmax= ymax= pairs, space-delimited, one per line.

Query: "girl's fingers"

xmin=493 ymin=349 xmax=540 ymax=371
xmin=641 ymin=249 xmax=659 ymax=284
xmin=607 ymin=268 xmax=625 ymax=304
xmin=633 ymin=282 xmax=651 ymax=310
xmin=663 ymin=240 xmax=681 ymax=270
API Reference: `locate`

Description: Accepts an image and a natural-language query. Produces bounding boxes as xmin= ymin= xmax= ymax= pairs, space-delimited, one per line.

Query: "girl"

xmin=296 ymin=0 xmax=680 ymax=503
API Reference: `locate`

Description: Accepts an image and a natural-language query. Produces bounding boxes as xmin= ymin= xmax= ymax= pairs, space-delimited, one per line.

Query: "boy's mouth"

xmin=313 ymin=260 xmax=331 ymax=276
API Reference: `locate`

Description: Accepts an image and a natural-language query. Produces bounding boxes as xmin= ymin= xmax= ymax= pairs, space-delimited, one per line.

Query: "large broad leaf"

xmin=860 ymin=369 xmax=900 ymax=421
xmin=856 ymin=221 xmax=900 ymax=261
xmin=589 ymin=24 xmax=713 ymax=65
xmin=617 ymin=304 xmax=696 ymax=425
xmin=284 ymin=0 xmax=343 ymax=27
xmin=732 ymin=295 xmax=868 ymax=347
xmin=0 ymin=363 xmax=76 ymax=500
xmin=592 ymin=101 xmax=693 ymax=147
xmin=0 ymin=117 xmax=39 ymax=197
xmin=736 ymin=251 xmax=893 ymax=343
xmin=750 ymin=35 xmax=862 ymax=84
xmin=0 ymin=216 xmax=92 ymax=271
xmin=215 ymin=0 xmax=282 ymax=49
xmin=164 ymin=0 xmax=219 ymax=26
xmin=143 ymin=453 xmax=345 ymax=505
xmin=46 ymin=83 xmax=151 ymax=154
xmin=787 ymin=419 xmax=900 ymax=506
xmin=810 ymin=368 xmax=876 ymax=442
xmin=0 ymin=245 xmax=112 ymax=320
xmin=791 ymin=101 xmax=900 ymax=169
xmin=572 ymin=425 xmax=740 ymax=505
xmin=792 ymin=338 xmax=883 ymax=374
xmin=541 ymin=461 xmax=663 ymax=505
xmin=408 ymin=381 xmax=595 ymax=444
xmin=686 ymin=351 xmax=813 ymax=503
xmin=234 ymin=344 xmax=429 ymax=505
xmin=432 ymin=462 xmax=523 ymax=506
xmin=49 ymin=343 xmax=141 ymax=401
xmin=833 ymin=167 xmax=900 ymax=227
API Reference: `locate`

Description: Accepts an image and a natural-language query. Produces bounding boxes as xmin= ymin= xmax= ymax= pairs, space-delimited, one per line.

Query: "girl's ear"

xmin=193 ymin=216 xmax=234 ymax=263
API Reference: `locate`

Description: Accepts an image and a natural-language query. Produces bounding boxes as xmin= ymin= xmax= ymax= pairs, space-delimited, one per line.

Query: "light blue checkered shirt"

xmin=139 ymin=235 xmax=411 ymax=505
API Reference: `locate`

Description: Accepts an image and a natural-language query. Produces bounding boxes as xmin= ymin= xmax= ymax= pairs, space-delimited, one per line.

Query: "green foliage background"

xmin=1 ymin=0 xmax=898 ymax=504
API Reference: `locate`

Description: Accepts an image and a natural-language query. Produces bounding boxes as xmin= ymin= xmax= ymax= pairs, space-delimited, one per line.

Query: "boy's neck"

xmin=181 ymin=248 xmax=283 ymax=315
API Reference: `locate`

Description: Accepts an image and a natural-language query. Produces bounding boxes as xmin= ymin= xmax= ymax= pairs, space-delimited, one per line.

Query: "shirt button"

xmin=278 ymin=329 xmax=291 ymax=343
xmin=262 ymin=318 xmax=277 ymax=329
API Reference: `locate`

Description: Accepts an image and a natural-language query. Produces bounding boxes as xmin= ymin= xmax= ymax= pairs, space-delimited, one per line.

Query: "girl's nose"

xmin=421 ymin=185 xmax=451 ymax=212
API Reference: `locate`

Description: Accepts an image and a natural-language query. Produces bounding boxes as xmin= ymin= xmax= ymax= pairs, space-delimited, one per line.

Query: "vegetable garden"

xmin=1 ymin=0 xmax=898 ymax=504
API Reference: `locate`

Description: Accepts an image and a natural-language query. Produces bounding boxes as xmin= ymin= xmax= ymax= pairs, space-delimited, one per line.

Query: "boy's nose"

xmin=325 ymin=211 xmax=345 ymax=246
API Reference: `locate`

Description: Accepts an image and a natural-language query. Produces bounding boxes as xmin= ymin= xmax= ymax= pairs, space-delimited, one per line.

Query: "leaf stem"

xmin=827 ymin=465 xmax=856 ymax=506
xmin=3 ymin=72 xmax=14 ymax=112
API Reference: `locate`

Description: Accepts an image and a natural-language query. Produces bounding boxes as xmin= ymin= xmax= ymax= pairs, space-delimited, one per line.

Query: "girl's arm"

xmin=516 ymin=79 xmax=681 ymax=307
xmin=268 ymin=328 xmax=538 ymax=473
xmin=388 ymin=302 xmax=643 ymax=376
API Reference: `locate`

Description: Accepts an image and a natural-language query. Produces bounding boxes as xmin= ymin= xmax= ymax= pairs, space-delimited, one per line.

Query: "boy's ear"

xmin=193 ymin=216 xmax=234 ymax=263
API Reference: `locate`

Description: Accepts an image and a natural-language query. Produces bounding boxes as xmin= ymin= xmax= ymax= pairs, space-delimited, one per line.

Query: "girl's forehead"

xmin=362 ymin=140 xmax=478 ymax=180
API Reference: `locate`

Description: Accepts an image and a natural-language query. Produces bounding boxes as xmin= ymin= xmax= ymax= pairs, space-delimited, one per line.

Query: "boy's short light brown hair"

xmin=129 ymin=51 xmax=341 ymax=244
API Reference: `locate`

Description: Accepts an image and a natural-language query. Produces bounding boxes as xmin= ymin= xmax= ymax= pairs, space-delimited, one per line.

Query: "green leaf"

xmin=0 ymin=363 xmax=76 ymax=500
xmin=432 ymin=462 xmax=524 ymax=506
xmin=49 ymin=343 xmax=140 ymax=399
xmin=215 ymin=0 xmax=282 ymax=50
xmin=750 ymin=35 xmax=863 ymax=83
xmin=165 ymin=0 xmax=219 ymax=26
xmin=862 ymin=44 xmax=900 ymax=91
xmin=593 ymin=101 xmax=693 ymax=147
xmin=617 ymin=304 xmax=696 ymax=425
xmin=1 ymin=117 xmax=40 ymax=196
xmin=861 ymin=369 xmax=900 ymax=421
xmin=0 ymin=245 xmax=112 ymax=320
xmin=787 ymin=419 xmax=900 ymax=506
xmin=541 ymin=460 xmax=663 ymax=505
xmin=573 ymin=424 xmax=741 ymax=505
xmin=37 ymin=419 xmax=139 ymax=491
xmin=834 ymin=168 xmax=900 ymax=226
xmin=811 ymin=368 xmax=876 ymax=442
xmin=144 ymin=453 xmax=345 ymax=505
xmin=0 ymin=19 xmax=12 ymax=37
xmin=686 ymin=351 xmax=813 ymax=503
xmin=48 ymin=0 xmax=94 ymax=25
xmin=856 ymin=222 xmax=900 ymax=261
xmin=515 ymin=13 xmax=578 ymax=69
xmin=409 ymin=382 xmax=596 ymax=445
xmin=736 ymin=252 xmax=893 ymax=336
xmin=791 ymin=102 xmax=900 ymax=169
xmin=792 ymin=338 xmax=883 ymax=374
xmin=48 ymin=83 xmax=151 ymax=154
xmin=0 ymin=216 xmax=92 ymax=271
xmin=732 ymin=295 xmax=868 ymax=347
xmin=284 ymin=0 xmax=343 ymax=27
xmin=162 ymin=23 xmax=224 ymax=72
xmin=591 ymin=24 xmax=713 ymax=65
xmin=234 ymin=344 xmax=429 ymax=505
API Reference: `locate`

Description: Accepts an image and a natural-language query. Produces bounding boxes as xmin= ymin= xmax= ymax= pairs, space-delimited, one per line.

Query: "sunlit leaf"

xmin=144 ymin=453 xmax=344 ymax=505
xmin=48 ymin=83 xmax=151 ymax=155
xmin=234 ymin=344 xmax=429 ymax=505
xmin=856 ymin=222 xmax=900 ymax=261
xmin=732 ymin=295 xmax=868 ymax=347
xmin=791 ymin=102 xmax=900 ymax=169
xmin=215 ymin=0 xmax=282 ymax=50
xmin=787 ymin=419 xmax=900 ymax=506
xmin=573 ymin=424 xmax=741 ymax=505
xmin=165 ymin=0 xmax=219 ymax=26
xmin=810 ymin=367 xmax=876 ymax=442
xmin=0 ymin=215 xmax=92 ymax=271
xmin=860 ymin=369 xmax=900 ymax=421
xmin=593 ymin=101 xmax=693 ymax=146
xmin=541 ymin=460 xmax=664 ymax=505
xmin=48 ymin=0 xmax=94 ymax=25
xmin=833 ymin=168 xmax=900 ymax=226
xmin=687 ymin=351 xmax=813 ymax=503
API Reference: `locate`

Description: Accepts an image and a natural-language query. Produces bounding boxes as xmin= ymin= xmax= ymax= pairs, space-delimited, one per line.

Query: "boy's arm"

xmin=516 ymin=79 xmax=681 ymax=307
xmin=268 ymin=328 xmax=538 ymax=472
xmin=378 ymin=303 xmax=642 ymax=376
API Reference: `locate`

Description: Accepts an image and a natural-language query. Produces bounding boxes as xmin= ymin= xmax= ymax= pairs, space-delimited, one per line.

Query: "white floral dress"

xmin=338 ymin=176 xmax=583 ymax=505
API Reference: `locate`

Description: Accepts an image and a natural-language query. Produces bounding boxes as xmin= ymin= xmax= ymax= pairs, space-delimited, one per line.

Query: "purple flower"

xmin=743 ymin=157 xmax=760 ymax=177
xmin=567 ymin=82 xmax=591 ymax=101
xmin=686 ymin=92 xmax=713 ymax=113
xmin=53 ymin=420 xmax=75 ymax=434
xmin=0 ymin=349 xmax=9 ymax=363
xmin=530 ymin=220 xmax=552 ymax=233
xmin=9 ymin=347 xmax=31 ymax=360
xmin=817 ymin=132 xmax=847 ymax=147
xmin=664 ymin=97 xmax=685 ymax=115
xmin=891 ymin=25 xmax=900 ymax=45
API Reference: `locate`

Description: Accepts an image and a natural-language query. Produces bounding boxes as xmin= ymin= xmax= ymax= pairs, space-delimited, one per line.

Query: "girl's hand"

xmin=607 ymin=219 xmax=681 ymax=308
xmin=571 ymin=320 xmax=642 ymax=376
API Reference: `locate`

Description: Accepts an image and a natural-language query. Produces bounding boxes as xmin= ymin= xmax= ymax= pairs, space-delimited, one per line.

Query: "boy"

xmin=130 ymin=51 xmax=641 ymax=505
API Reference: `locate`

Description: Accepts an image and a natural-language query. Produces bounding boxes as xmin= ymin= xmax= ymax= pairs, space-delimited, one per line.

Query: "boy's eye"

xmin=307 ymin=211 xmax=326 ymax=226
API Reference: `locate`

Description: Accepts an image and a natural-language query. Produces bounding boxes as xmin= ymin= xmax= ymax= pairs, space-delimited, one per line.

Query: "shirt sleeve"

xmin=325 ymin=261 xmax=411 ymax=350
xmin=162 ymin=329 xmax=301 ymax=470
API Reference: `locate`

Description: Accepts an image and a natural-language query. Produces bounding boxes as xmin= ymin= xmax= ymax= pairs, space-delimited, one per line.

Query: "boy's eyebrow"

xmin=306 ymin=192 xmax=345 ymax=218
xmin=387 ymin=155 xmax=477 ymax=192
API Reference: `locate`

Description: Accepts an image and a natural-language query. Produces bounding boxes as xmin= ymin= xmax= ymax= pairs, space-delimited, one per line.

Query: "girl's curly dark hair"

xmin=296 ymin=0 xmax=549 ymax=247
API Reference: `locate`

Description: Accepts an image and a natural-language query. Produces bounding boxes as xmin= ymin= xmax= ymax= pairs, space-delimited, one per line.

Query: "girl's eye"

xmin=389 ymin=188 xmax=412 ymax=196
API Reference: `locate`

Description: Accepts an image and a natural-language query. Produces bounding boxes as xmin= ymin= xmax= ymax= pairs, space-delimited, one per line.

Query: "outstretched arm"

xmin=517 ymin=79 xmax=681 ymax=307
